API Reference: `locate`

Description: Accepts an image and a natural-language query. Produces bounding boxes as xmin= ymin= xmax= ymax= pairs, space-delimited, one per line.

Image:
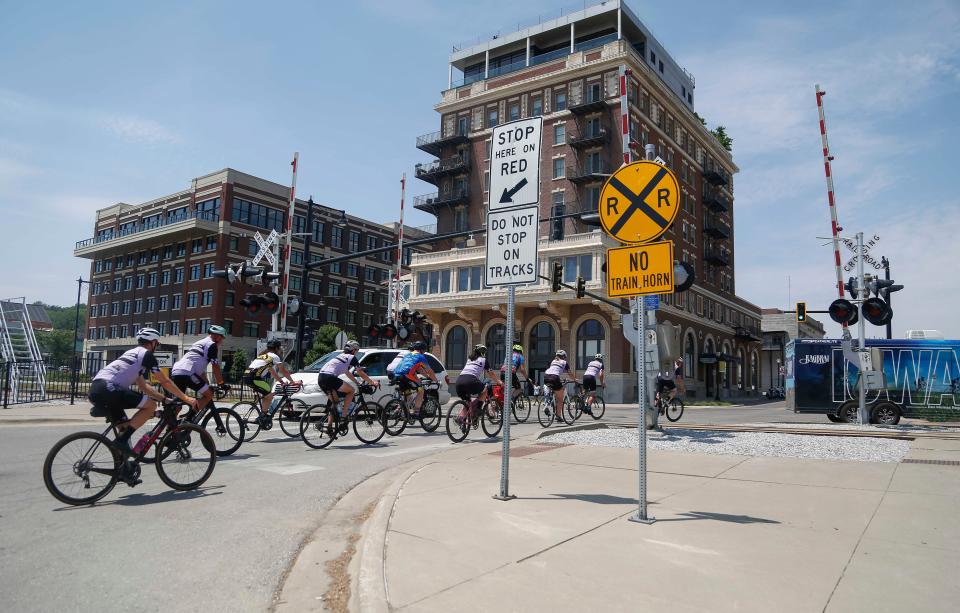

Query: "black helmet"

xmin=266 ymin=339 xmax=282 ymax=349
xmin=473 ymin=344 xmax=487 ymax=355
xmin=411 ymin=341 xmax=427 ymax=352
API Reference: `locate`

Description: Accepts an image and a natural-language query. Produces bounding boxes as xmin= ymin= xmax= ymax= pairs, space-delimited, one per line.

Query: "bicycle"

xmin=232 ymin=382 xmax=307 ymax=442
xmin=508 ymin=380 xmax=532 ymax=423
xmin=537 ymin=379 xmax=576 ymax=428
xmin=445 ymin=383 xmax=503 ymax=443
xmin=173 ymin=385 xmax=246 ymax=456
xmin=43 ymin=402 xmax=217 ymax=506
xmin=299 ymin=383 xmax=386 ymax=449
xmin=655 ymin=392 xmax=684 ymax=422
xmin=382 ymin=379 xmax=442 ymax=436
xmin=570 ymin=382 xmax=607 ymax=420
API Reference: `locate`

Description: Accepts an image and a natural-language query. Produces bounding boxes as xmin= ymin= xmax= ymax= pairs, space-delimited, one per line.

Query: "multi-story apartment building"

xmin=74 ymin=168 xmax=410 ymax=366
xmin=407 ymin=1 xmax=762 ymax=402
xmin=760 ymin=309 xmax=826 ymax=391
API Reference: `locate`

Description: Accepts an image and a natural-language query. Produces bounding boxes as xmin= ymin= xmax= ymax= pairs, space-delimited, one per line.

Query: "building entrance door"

xmin=528 ymin=321 xmax=556 ymax=385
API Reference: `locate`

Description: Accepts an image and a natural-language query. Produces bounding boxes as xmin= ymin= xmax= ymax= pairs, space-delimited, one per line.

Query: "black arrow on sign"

xmin=499 ymin=177 xmax=528 ymax=204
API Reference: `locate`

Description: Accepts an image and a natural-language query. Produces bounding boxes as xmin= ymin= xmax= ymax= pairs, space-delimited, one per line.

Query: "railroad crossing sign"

xmin=599 ymin=161 xmax=679 ymax=245
xmin=606 ymin=240 xmax=674 ymax=297
xmin=251 ymin=229 xmax=279 ymax=267
xmin=489 ymin=117 xmax=543 ymax=212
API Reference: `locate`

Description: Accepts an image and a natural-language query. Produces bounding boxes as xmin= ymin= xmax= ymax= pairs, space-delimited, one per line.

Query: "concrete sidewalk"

xmin=0 ymin=401 xmax=99 ymax=425
xmin=282 ymin=428 xmax=960 ymax=612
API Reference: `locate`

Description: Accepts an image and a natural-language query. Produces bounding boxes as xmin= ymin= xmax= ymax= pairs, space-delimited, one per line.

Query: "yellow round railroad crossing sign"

xmin=599 ymin=160 xmax=680 ymax=245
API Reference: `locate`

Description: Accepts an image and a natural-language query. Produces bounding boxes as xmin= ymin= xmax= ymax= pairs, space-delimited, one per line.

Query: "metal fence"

xmin=1 ymin=358 xmax=263 ymax=409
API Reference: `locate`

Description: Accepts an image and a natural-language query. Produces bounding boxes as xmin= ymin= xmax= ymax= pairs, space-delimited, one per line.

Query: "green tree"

xmin=36 ymin=329 xmax=75 ymax=365
xmin=710 ymin=125 xmax=733 ymax=151
xmin=32 ymin=301 xmax=87 ymax=331
xmin=303 ymin=324 xmax=356 ymax=366
xmin=229 ymin=349 xmax=249 ymax=383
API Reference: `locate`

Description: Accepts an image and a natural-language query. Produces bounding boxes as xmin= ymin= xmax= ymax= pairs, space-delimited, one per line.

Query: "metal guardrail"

xmin=75 ymin=210 xmax=220 ymax=249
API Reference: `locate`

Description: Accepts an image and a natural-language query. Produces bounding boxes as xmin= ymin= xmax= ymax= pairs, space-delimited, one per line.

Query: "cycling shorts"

xmin=88 ymin=379 xmax=148 ymax=422
xmin=172 ymin=373 xmax=210 ymax=395
xmin=242 ymin=373 xmax=273 ymax=394
xmin=656 ymin=379 xmax=676 ymax=393
xmin=455 ymin=375 xmax=485 ymax=402
xmin=543 ymin=374 xmax=563 ymax=391
xmin=398 ymin=377 xmax=421 ymax=393
xmin=318 ymin=373 xmax=344 ymax=393
xmin=582 ymin=375 xmax=597 ymax=392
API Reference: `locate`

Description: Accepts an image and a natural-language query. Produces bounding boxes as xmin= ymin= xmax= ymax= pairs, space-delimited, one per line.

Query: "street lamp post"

xmin=70 ymin=277 xmax=91 ymax=405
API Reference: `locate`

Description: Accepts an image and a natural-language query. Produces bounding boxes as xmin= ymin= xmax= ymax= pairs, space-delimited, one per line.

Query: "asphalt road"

xmin=0 ymin=399 xmax=817 ymax=612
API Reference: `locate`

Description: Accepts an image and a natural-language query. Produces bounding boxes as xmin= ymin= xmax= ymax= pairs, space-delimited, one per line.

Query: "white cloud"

xmin=102 ymin=116 xmax=181 ymax=145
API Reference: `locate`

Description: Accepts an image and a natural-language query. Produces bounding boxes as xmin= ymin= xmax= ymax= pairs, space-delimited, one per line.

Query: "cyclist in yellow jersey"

xmin=243 ymin=339 xmax=298 ymax=425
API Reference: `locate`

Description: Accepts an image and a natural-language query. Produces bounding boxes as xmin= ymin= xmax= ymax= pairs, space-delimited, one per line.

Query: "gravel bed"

xmin=541 ymin=428 xmax=911 ymax=463
xmin=737 ymin=422 xmax=959 ymax=433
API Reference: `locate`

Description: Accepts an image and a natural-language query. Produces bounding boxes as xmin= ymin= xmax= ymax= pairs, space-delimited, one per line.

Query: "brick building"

xmin=760 ymin=308 xmax=826 ymax=391
xmin=407 ymin=1 xmax=763 ymax=402
xmin=75 ymin=168 xmax=409 ymax=366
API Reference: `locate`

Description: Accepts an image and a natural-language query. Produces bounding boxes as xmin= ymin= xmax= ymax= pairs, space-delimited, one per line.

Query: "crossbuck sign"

xmin=251 ymin=230 xmax=279 ymax=267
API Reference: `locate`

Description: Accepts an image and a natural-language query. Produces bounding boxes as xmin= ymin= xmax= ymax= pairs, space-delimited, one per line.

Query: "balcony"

xmin=703 ymin=219 xmax=731 ymax=240
xmin=415 ymin=129 xmax=470 ymax=157
xmin=413 ymin=188 xmax=470 ymax=214
xmin=415 ymin=153 xmax=471 ymax=186
xmin=567 ymin=127 xmax=609 ymax=149
xmin=703 ymin=167 xmax=729 ymax=186
xmin=74 ymin=210 xmax=220 ymax=258
xmin=704 ymin=248 xmax=730 ymax=267
xmin=703 ymin=193 xmax=730 ymax=213
xmin=568 ymin=94 xmax=607 ymax=115
xmin=735 ymin=326 xmax=762 ymax=342
xmin=566 ymin=161 xmax=611 ymax=184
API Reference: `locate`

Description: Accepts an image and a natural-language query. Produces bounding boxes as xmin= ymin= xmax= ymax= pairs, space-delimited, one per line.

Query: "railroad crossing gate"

xmin=599 ymin=160 xmax=679 ymax=246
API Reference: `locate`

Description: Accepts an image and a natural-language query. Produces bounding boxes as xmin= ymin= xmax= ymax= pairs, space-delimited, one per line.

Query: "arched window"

xmin=485 ymin=323 xmax=506 ymax=370
xmin=684 ymin=332 xmax=696 ymax=380
xmin=575 ymin=319 xmax=605 ymax=369
xmin=445 ymin=325 xmax=467 ymax=370
xmin=528 ymin=321 xmax=556 ymax=384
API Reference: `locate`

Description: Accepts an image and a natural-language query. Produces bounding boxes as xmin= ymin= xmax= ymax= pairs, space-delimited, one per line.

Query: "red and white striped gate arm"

xmin=278 ymin=152 xmax=299 ymax=330
xmin=619 ymin=66 xmax=632 ymax=165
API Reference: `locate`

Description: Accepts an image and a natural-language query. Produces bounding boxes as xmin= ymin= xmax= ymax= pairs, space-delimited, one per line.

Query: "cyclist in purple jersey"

xmin=170 ymin=325 xmax=227 ymax=421
xmin=89 ymin=328 xmax=198 ymax=456
xmin=318 ymin=340 xmax=379 ymax=429
xmin=455 ymin=345 xmax=501 ymax=423
xmin=582 ymin=354 xmax=605 ymax=415
xmin=543 ymin=350 xmax=573 ymax=418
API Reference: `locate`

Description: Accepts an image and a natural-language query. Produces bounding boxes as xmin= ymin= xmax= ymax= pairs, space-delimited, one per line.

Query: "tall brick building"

xmin=75 ymin=168 xmax=408 ymax=367
xmin=407 ymin=1 xmax=762 ymax=402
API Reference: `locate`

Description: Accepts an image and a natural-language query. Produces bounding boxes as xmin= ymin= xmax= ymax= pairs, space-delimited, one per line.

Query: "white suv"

xmin=289 ymin=348 xmax=451 ymax=408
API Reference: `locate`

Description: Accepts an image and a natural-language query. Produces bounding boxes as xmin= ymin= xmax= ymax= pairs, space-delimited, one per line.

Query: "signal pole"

xmin=294 ymin=197 xmax=315 ymax=370
xmin=856 ymin=232 xmax=867 ymax=425
xmin=881 ymin=256 xmax=892 ymax=340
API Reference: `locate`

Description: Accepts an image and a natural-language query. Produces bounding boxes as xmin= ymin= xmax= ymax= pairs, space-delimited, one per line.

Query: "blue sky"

xmin=1 ymin=0 xmax=957 ymax=337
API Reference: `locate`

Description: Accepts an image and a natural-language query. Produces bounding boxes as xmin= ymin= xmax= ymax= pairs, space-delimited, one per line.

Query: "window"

xmin=309 ymin=279 xmax=321 ymax=294
xmin=248 ymin=240 xmax=259 ymax=256
xmin=159 ymin=296 xmax=168 ymax=311
xmin=203 ymin=263 xmax=214 ymax=278
xmin=345 ymin=311 xmax=356 ymax=325
xmin=136 ymin=275 xmax=144 ymax=289
xmin=243 ymin=322 xmax=259 ymax=337
xmin=199 ymin=318 xmax=210 ymax=332
xmin=457 ymin=266 xmax=483 ymax=291
xmin=156 ymin=322 xmax=165 ymax=336
xmin=531 ymin=97 xmax=542 ymax=116
xmin=328 ymin=282 xmax=341 ymax=297
xmin=184 ymin=320 xmax=197 ymax=335
xmin=205 ymin=236 xmax=217 ymax=251
xmin=120 ymin=325 xmax=129 ymax=338
xmin=554 ymin=91 xmax=567 ymax=111
xmin=231 ymin=198 xmax=285 ymax=232
xmin=331 ymin=227 xmax=343 ymax=249
xmin=348 ymin=231 xmax=360 ymax=251
xmin=508 ymin=102 xmax=520 ymax=121
xmin=586 ymin=82 xmax=601 ymax=103
xmin=201 ymin=290 xmax=213 ymax=306
xmin=346 ymin=286 xmax=357 ymax=301
xmin=445 ymin=325 xmax=468 ymax=370
xmin=485 ymin=324 xmax=507 ymax=370
xmin=367 ymin=236 xmax=377 ymax=251
xmin=584 ymin=186 xmax=601 ymax=211
xmin=146 ymin=298 xmax=155 ymax=312
xmin=134 ymin=299 xmax=142 ymax=314
xmin=138 ymin=251 xmax=147 ymax=265
xmin=148 ymin=272 xmax=157 ymax=287
xmin=170 ymin=321 xmax=180 ymax=335
xmin=122 ymin=301 xmax=130 ymax=315
xmin=347 ymin=263 xmax=358 ymax=278
xmin=562 ymin=254 xmax=593 ymax=282
xmin=454 ymin=206 xmax=468 ymax=232
xmin=110 ymin=302 xmax=119 ymax=316
xmin=417 ymin=270 xmax=450 ymax=294
xmin=150 ymin=249 xmax=159 ymax=262
xmin=291 ymin=250 xmax=303 ymax=265
xmin=330 ymin=261 xmax=341 ymax=275
xmin=174 ymin=267 xmax=183 ymax=283
xmin=553 ymin=123 xmax=565 ymax=145
xmin=191 ymin=239 xmax=203 ymax=254
xmin=487 ymin=107 xmax=498 ymax=128
xmin=110 ymin=325 xmax=118 ymax=339
xmin=313 ymin=221 xmax=324 ymax=244
xmin=650 ymin=50 xmax=656 ymax=63
xmin=553 ymin=157 xmax=564 ymax=179
xmin=126 ymin=255 xmax=135 ymax=267
xmin=113 ymin=278 xmax=121 ymax=292
xmin=187 ymin=265 xmax=198 ymax=281
xmin=161 ymin=270 xmax=170 ymax=285
xmin=364 ymin=267 xmax=376 ymax=282
xmin=187 ymin=292 xmax=198 ymax=308
xmin=327 ymin=307 xmax=340 ymax=323
xmin=457 ymin=115 xmax=469 ymax=135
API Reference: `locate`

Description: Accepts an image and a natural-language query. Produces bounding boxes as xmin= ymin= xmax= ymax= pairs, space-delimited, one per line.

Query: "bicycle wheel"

xmin=537 ymin=399 xmax=555 ymax=428
xmin=200 ymin=408 xmax=245 ymax=456
xmin=565 ymin=395 xmax=583 ymax=423
xmin=445 ymin=401 xmax=470 ymax=443
xmin=233 ymin=401 xmax=262 ymax=442
xmin=481 ymin=402 xmax=503 ymax=438
xmin=419 ymin=397 xmax=442 ymax=433
xmin=591 ymin=396 xmax=606 ymax=419
xmin=278 ymin=398 xmax=308 ymax=438
xmin=300 ymin=404 xmax=337 ymax=449
xmin=382 ymin=398 xmax=408 ymax=436
xmin=43 ymin=431 xmax=121 ymax=506
xmin=512 ymin=395 xmax=531 ymax=423
xmin=666 ymin=398 xmax=684 ymax=422
xmin=353 ymin=402 xmax=387 ymax=444
xmin=155 ymin=423 xmax=217 ymax=491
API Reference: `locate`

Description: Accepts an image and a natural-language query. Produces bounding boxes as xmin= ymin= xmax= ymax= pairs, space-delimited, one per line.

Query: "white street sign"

xmin=252 ymin=230 xmax=279 ymax=267
xmin=489 ymin=117 xmax=543 ymax=212
xmin=486 ymin=206 xmax=539 ymax=286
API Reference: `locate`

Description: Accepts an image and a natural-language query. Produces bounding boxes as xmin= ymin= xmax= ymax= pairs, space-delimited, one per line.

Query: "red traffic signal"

xmin=240 ymin=291 xmax=281 ymax=315
xmin=828 ymin=298 xmax=858 ymax=325
xmin=861 ymin=297 xmax=890 ymax=326
xmin=368 ymin=324 xmax=381 ymax=338
xmin=368 ymin=323 xmax=398 ymax=340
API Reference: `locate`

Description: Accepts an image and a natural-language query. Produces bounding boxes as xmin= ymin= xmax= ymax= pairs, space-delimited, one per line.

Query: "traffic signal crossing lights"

xmin=575 ymin=276 xmax=586 ymax=298
xmin=551 ymin=262 xmax=562 ymax=292
xmin=303 ymin=327 xmax=316 ymax=348
xmin=828 ymin=298 xmax=858 ymax=325
xmin=796 ymin=302 xmax=807 ymax=323
xmin=368 ymin=323 xmax=398 ymax=340
xmin=240 ymin=291 xmax=280 ymax=315
xmin=861 ymin=297 xmax=892 ymax=326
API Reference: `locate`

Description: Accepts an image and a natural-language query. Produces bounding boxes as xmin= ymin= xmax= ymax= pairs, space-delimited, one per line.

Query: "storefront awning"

xmin=699 ymin=352 xmax=718 ymax=364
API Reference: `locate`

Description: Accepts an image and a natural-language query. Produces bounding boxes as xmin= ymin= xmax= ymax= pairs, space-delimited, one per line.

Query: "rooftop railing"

xmin=75 ymin=210 xmax=219 ymax=250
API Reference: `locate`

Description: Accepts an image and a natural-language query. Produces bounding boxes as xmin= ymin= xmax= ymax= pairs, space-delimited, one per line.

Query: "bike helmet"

xmin=512 ymin=344 xmax=523 ymax=353
xmin=266 ymin=339 xmax=282 ymax=349
xmin=473 ymin=344 xmax=487 ymax=355
xmin=411 ymin=341 xmax=427 ymax=352
xmin=594 ymin=353 xmax=604 ymax=361
xmin=208 ymin=324 xmax=228 ymax=337
xmin=555 ymin=349 xmax=567 ymax=358
xmin=344 ymin=340 xmax=360 ymax=353
xmin=136 ymin=327 xmax=161 ymax=342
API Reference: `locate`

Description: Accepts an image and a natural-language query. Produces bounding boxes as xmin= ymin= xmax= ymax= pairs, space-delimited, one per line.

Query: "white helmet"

xmin=555 ymin=349 xmax=567 ymax=358
xmin=344 ymin=340 xmax=360 ymax=353
xmin=136 ymin=327 xmax=161 ymax=342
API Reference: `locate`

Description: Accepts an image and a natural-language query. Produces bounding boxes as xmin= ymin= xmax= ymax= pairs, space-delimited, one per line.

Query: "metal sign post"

xmin=487 ymin=116 xmax=543 ymax=502
xmin=856 ymin=231 xmax=868 ymax=426
xmin=629 ymin=296 xmax=654 ymax=523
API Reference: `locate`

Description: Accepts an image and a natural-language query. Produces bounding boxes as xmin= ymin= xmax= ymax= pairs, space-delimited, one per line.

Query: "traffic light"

xmin=551 ymin=261 xmax=563 ymax=292
xmin=287 ymin=296 xmax=301 ymax=316
xmin=240 ymin=291 xmax=281 ymax=315
xmin=367 ymin=323 xmax=398 ymax=340
xmin=551 ymin=204 xmax=565 ymax=240
xmin=575 ymin=276 xmax=586 ymax=298
xmin=673 ymin=261 xmax=695 ymax=292
xmin=861 ymin=297 xmax=891 ymax=326
xmin=303 ymin=327 xmax=316 ymax=349
xmin=828 ymin=298 xmax=858 ymax=325
xmin=796 ymin=302 xmax=807 ymax=323
xmin=212 ymin=264 xmax=239 ymax=284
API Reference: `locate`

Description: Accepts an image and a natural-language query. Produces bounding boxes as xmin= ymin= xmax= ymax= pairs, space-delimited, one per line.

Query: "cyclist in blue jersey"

xmin=500 ymin=344 xmax=528 ymax=394
xmin=392 ymin=341 xmax=438 ymax=418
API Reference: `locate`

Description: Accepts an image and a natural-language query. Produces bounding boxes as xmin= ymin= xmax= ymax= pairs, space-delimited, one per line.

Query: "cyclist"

xmin=244 ymin=338 xmax=299 ymax=426
xmin=543 ymin=349 xmax=572 ymax=419
xmin=674 ymin=358 xmax=686 ymax=398
xmin=89 ymin=327 xmax=198 ymax=456
xmin=170 ymin=324 xmax=228 ymax=420
xmin=655 ymin=365 xmax=678 ymax=406
xmin=392 ymin=341 xmax=438 ymax=419
xmin=318 ymin=340 xmax=379 ymax=429
xmin=500 ymin=344 xmax=528 ymax=394
xmin=455 ymin=344 xmax=501 ymax=424
xmin=386 ymin=349 xmax=409 ymax=384
xmin=582 ymin=353 xmax=605 ymax=416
